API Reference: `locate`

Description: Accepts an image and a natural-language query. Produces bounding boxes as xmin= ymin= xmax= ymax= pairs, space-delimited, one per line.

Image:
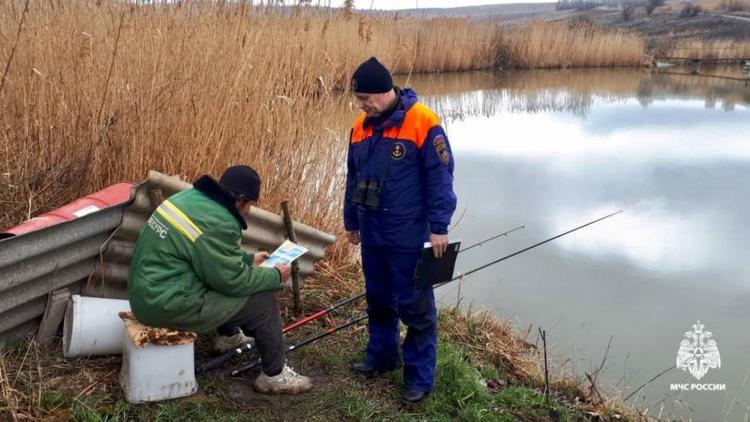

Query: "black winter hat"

xmin=219 ymin=165 xmax=261 ymax=201
xmin=351 ymin=57 xmax=393 ymax=94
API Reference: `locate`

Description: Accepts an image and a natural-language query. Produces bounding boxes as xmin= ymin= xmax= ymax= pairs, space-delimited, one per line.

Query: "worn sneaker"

xmin=254 ymin=365 xmax=313 ymax=394
xmin=213 ymin=331 xmax=254 ymax=353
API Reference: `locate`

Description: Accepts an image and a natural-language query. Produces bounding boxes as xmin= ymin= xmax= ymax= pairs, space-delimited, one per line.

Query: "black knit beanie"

xmin=351 ymin=57 xmax=393 ymax=94
xmin=219 ymin=165 xmax=261 ymax=201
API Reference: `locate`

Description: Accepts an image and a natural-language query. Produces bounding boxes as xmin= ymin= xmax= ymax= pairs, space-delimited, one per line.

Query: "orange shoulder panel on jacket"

xmin=351 ymin=113 xmax=370 ymax=144
xmin=389 ymin=103 xmax=441 ymax=149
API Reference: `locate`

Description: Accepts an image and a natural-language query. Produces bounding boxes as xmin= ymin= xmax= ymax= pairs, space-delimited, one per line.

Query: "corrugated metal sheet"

xmin=0 ymin=184 xmax=133 ymax=239
xmin=0 ymin=170 xmax=336 ymax=345
xmin=0 ymin=199 xmax=131 ymax=345
xmin=85 ymin=170 xmax=336 ymax=299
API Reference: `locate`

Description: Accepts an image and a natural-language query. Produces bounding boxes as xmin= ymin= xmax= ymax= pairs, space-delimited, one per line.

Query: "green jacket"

xmin=128 ymin=175 xmax=280 ymax=333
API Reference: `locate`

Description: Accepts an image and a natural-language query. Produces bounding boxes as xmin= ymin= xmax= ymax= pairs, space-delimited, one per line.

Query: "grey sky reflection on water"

xmin=449 ymin=99 xmax=750 ymax=278
xmin=399 ymin=69 xmax=750 ymax=420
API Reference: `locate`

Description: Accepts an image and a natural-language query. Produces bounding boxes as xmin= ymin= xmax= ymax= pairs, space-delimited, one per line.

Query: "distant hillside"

xmin=394 ymin=3 xmax=558 ymax=21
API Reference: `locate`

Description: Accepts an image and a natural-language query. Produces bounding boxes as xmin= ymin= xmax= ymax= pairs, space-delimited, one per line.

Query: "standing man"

xmin=128 ymin=165 xmax=312 ymax=394
xmin=344 ymin=57 xmax=457 ymax=403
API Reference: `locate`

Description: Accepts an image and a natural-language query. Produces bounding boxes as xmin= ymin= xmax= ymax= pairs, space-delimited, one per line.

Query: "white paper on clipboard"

xmin=259 ymin=240 xmax=308 ymax=268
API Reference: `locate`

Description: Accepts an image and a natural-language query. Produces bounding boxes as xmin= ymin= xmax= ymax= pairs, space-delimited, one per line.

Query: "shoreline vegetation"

xmin=0 ymin=1 xmax=745 ymax=420
xmin=2 ymin=1 xmax=747 ymax=231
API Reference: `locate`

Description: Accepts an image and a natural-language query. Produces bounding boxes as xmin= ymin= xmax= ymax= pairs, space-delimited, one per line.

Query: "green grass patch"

xmin=41 ymin=390 xmax=252 ymax=422
xmin=418 ymin=342 xmax=513 ymax=422
xmin=332 ymin=389 xmax=382 ymax=420
xmin=496 ymin=386 xmax=577 ymax=421
xmin=405 ymin=341 xmax=582 ymax=422
xmin=318 ymin=351 xmax=346 ymax=372
xmin=145 ymin=401 xmax=250 ymax=422
xmin=41 ymin=391 xmax=128 ymax=422
xmin=478 ymin=363 xmax=501 ymax=383
xmin=305 ymin=335 xmax=587 ymax=422
xmin=14 ymin=319 xmax=593 ymax=422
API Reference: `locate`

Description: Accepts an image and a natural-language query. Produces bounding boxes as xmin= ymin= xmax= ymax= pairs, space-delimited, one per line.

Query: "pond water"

xmin=398 ymin=68 xmax=750 ymax=421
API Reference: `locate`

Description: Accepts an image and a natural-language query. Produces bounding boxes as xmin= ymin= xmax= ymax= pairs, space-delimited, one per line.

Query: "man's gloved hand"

xmin=252 ymin=251 xmax=270 ymax=267
xmin=430 ymin=233 xmax=449 ymax=258
xmin=276 ymin=263 xmax=292 ymax=289
xmin=347 ymin=230 xmax=361 ymax=245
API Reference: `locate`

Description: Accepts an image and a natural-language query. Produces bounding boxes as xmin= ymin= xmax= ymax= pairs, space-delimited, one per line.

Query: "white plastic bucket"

xmin=63 ymin=295 xmax=131 ymax=358
xmin=120 ymin=333 xmax=197 ymax=403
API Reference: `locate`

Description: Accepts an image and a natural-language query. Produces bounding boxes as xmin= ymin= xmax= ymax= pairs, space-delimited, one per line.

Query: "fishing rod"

xmin=197 ymin=292 xmax=366 ymax=374
xmin=278 ymin=224 xmax=525 ymax=331
xmin=435 ymin=210 xmax=622 ymax=289
xmin=196 ymin=225 xmax=525 ymax=374
xmin=459 ymin=225 xmax=525 ymax=253
xmin=230 ymin=315 xmax=369 ymax=376
xmin=230 ymin=211 xmax=622 ymax=376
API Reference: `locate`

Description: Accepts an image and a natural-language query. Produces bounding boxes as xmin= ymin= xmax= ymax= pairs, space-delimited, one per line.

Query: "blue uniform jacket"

xmin=344 ymin=88 xmax=457 ymax=249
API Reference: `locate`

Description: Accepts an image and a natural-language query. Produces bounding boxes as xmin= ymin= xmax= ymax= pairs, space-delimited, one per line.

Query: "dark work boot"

xmin=402 ymin=389 xmax=429 ymax=404
xmin=351 ymin=361 xmax=400 ymax=377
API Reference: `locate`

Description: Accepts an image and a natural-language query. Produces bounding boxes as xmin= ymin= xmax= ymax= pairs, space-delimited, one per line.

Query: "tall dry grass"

xmin=0 ymin=1 xmax=500 ymax=236
xmin=719 ymin=0 xmax=750 ymax=11
xmin=497 ymin=21 xmax=646 ymax=68
xmin=0 ymin=1 xmax=650 ymax=239
xmin=669 ymin=39 xmax=750 ymax=60
xmin=0 ymin=5 xmax=661 ymax=418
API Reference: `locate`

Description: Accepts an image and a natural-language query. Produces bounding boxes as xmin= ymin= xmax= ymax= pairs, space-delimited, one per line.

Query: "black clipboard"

xmin=413 ymin=240 xmax=461 ymax=288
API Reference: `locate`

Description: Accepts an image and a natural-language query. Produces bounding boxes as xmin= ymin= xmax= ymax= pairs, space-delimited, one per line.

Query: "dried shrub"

xmin=680 ymin=3 xmax=704 ymax=17
xmin=721 ymin=0 xmax=750 ymax=11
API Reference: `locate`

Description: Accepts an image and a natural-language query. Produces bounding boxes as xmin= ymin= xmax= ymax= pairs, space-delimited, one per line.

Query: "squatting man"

xmin=128 ymin=165 xmax=312 ymax=394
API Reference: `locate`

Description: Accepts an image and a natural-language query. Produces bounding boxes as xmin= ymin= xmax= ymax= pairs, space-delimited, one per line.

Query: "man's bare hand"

xmin=276 ymin=263 xmax=292 ymax=284
xmin=347 ymin=230 xmax=361 ymax=245
xmin=252 ymin=251 xmax=270 ymax=267
xmin=281 ymin=278 xmax=294 ymax=291
xmin=430 ymin=233 xmax=449 ymax=258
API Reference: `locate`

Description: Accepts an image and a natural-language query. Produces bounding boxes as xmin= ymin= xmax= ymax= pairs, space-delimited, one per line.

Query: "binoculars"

xmin=352 ymin=179 xmax=381 ymax=209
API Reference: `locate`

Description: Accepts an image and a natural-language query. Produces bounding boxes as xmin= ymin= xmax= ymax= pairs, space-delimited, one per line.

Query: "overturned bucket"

xmin=63 ymin=295 xmax=131 ymax=358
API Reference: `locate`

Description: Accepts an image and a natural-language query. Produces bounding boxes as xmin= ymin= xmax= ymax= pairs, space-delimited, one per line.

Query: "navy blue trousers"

xmin=361 ymin=243 xmax=437 ymax=393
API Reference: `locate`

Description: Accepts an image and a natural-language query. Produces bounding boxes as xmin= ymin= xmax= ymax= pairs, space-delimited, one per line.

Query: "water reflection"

xmin=395 ymin=68 xmax=750 ymax=421
xmin=400 ymin=67 xmax=750 ymax=118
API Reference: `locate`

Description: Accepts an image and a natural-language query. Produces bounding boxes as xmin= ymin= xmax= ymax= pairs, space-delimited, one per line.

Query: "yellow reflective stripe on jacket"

xmin=155 ymin=200 xmax=203 ymax=242
xmin=162 ymin=200 xmax=203 ymax=236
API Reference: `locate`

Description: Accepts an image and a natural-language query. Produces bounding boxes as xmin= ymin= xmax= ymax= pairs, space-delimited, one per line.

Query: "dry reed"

xmin=0 ymin=336 xmax=125 ymax=420
xmin=497 ymin=21 xmax=646 ymax=69
xmin=719 ymin=0 xmax=750 ymax=11
xmin=0 ymin=4 xmax=720 ymax=420
xmin=0 ymin=1 xmax=497 ymax=236
xmin=669 ymin=38 xmax=750 ymax=60
xmin=0 ymin=1 xmax=654 ymax=237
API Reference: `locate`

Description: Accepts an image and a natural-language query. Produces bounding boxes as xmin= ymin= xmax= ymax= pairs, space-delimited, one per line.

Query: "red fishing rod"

xmin=230 ymin=314 xmax=370 ymax=376
xmin=196 ymin=225 xmax=524 ymax=374
xmin=230 ymin=212 xmax=621 ymax=377
xmin=278 ymin=224 xmax=524 ymax=333
xmin=197 ymin=293 xmax=366 ymax=374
